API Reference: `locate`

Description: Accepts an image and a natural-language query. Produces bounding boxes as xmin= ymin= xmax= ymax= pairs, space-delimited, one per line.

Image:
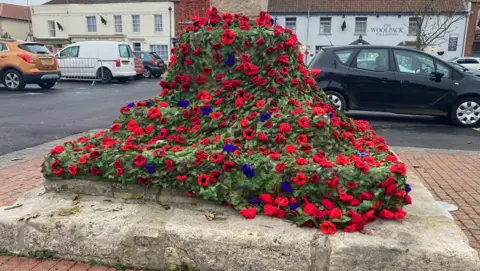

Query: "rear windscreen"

xmin=19 ymin=44 xmax=51 ymax=54
xmin=150 ymin=52 xmax=161 ymax=60
xmin=119 ymin=44 xmax=132 ymax=58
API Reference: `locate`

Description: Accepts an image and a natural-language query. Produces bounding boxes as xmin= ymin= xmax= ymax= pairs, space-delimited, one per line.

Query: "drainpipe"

xmin=462 ymin=1 xmax=471 ymax=57
xmin=305 ymin=7 xmax=310 ymax=64
xmin=168 ymin=6 xmax=172 ymax=58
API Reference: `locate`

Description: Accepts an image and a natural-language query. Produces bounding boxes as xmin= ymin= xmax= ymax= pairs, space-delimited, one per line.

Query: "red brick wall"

xmin=465 ymin=4 xmax=480 ymax=56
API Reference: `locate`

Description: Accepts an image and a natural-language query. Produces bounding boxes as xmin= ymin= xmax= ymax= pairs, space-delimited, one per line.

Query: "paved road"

xmin=0 ymin=79 xmax=478 ymax=155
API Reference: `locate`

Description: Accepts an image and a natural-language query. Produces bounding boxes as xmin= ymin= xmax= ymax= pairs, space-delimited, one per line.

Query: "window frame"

xmin=285 ymin=17 xmax=297 ymax=33
xmin=48 ymin=20 xmax=56 ymax=37
xmin=114 ymin=15 xmax=122 ymax=33
xmin=351 ymin=48 xmax=391 ymax=72
xmin=150 ymin=44 xmax=168 ymax=60
xmin=154 ymin=15 xmax=163 ymax=32
xmin=319 ymin=17 xmax=332 ymax=34
xmin=408 ymin=17 xmax=418 ymax=36
xmin=392 ymin=49 xmax=439 ymax=77
xmin=354 ymin=17 xmax=368 ymax=34
xmin=86 ymin=16 xmax=97 ymax=32
xmin=59 ymin=46 xmax=80 ymax=58
xmin=0 ymin=43 xmax=8 ymax=52
xmin=132 ymin=15 xmax=141 ymax=32
xmin=333 ymin=49 xmax=356 ymax=65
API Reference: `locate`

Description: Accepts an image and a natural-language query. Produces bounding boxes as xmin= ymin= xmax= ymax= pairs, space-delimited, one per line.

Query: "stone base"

xmin=0 ymin=176 xmax=479 ymax=271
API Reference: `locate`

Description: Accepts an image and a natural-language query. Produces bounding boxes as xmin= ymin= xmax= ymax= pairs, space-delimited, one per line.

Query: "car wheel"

xmin=97 ymin=68 xmax=112 ymax=83
xmin=38 ymin=81 xmax=57 ymax=89
xmin=325 ymin=91 xmax=346 ymax=111
xmin=450 ymin=97 xmax=480 ymax=127
xmin=3 ymin=70 xmax=26 ymax=91
xmin=143 ymin=68 xmax=152 ymax=78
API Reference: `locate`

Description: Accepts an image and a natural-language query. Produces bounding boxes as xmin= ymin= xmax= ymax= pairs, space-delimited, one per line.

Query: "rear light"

xmin=149 ymin=59 xmax=156 ymax=65
xmin=17 ymin=53 xmax=34 ymax=64
xmin=115 ymin=59 xmax=121 ymax=67
xmin=310 ymin=68 xmax=322 ymax=77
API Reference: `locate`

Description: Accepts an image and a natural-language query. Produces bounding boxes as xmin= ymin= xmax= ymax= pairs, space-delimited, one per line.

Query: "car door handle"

xmin=400 ymin=80 xmax=410 ymax=86
xmin=0 ymin=55 xmax=7 ymax=58
xmin=380 ymin=77 xmax=390 ymax=83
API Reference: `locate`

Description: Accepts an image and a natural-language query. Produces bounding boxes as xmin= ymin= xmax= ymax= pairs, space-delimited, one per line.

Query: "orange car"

xmin=134 ymin=56 xmax=144 ymax=80
xmin=0 ymin=38 xmax=61 ymax=91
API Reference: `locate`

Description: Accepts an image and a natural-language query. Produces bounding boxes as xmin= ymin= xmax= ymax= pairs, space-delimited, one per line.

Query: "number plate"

xmin=41 ymin=74 xmax=59 ymax=80
xmin=40 ymin=58 xmax=54 ymax=65
xmin=122 ymin=61 xmax=130 ymax=65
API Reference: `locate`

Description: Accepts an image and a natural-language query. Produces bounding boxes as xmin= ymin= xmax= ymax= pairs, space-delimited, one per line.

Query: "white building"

xmin=268 ymin=0 xmax=469 ymax=63
xmin=31 ymin=0 xmax=175 ymax=60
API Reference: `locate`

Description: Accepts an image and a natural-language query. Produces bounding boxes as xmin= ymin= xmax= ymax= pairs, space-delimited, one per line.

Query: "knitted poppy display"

xmin=42 ymin=8 xmax=411 ymax=234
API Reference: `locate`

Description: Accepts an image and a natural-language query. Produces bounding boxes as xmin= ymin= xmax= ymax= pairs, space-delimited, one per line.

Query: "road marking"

xmin=24 ymin=92 xmax=42 ymax=95
xmin=473 ymin=128 xmax=480 ymax=132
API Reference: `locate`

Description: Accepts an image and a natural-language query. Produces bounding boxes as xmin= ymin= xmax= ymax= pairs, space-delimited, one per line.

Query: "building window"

xmin=133 ymin=42 xmax=142 ymax=51
xmin=114 ymin=15 xmax=122 ymax=33
xmin=355 ymin=17 xmax=367 ymax=34
xmin=408 ymin=17 xmax=418 ymax=36
xmin=151 ymin=44 xmax=168 ymax=60
xmin=87 ymin=16 xmax=97 ymax=32
xmin=285 ymin=17 xmax=296 ymax=33
xmin=48 ymin=20 xmax=56 ymax=37
xmin=132 ymin=15 xmax=140 ymax=32
xmin=319 ymin=17 xmax=331 ymax=34
xmin=155 ymin=15 xmax=163 ymax=32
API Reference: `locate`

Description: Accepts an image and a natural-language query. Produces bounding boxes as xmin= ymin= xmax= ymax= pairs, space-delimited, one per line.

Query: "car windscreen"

xmin=18 ymin=43 xmax=51 ymax=54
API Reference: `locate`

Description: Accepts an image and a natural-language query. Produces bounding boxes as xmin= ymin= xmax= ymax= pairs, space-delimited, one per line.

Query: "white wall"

xmin=274 ymin=14 xmax=467 ymax=62
xmin=0 ymin=19 xmax=30 ymax=40
xmin=31 ymin=2 xmax=175 ymax=58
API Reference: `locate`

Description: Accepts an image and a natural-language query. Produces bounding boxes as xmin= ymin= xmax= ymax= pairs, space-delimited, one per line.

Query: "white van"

xmin=56 ymin=41 xmax=136 ymax=83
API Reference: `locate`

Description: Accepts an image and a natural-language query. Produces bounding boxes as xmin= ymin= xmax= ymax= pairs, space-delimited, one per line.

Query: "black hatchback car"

xmin=133 ymin=51 xmax=166 ymax=78
xmin=309 ymin=45 xmax=480 ymax=127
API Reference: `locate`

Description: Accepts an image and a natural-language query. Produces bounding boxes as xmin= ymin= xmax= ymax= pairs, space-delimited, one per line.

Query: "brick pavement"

xmin=398 ymin=151 xmax=480 ymax=255
xmin=0 ymin=149 xmax=479 ymax=269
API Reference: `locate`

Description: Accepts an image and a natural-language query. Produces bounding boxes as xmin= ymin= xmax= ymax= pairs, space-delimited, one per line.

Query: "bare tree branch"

xmin=406 ymin=0 xmax=466 ymax=50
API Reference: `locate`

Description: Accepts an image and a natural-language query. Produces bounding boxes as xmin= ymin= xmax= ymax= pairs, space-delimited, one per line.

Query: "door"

xmin=117 ymin=44 xmax=134 ymax=74
xmin=56 ymin=46 xmax=80 ymax=77
xmin=346 ymin=48 xmax=396 ymax=109
xmin=389 ymin=49 xmax=452 ymax=111
xmin=0 ymin=43 xmax=10 ymax=71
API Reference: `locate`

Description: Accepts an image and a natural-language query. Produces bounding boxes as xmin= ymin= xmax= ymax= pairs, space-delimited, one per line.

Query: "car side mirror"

xmin=431 ymin=71 xmax=444 ymax=81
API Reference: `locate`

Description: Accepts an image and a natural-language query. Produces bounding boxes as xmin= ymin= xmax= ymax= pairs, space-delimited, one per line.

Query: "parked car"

xmin=448 ymin=61 xmax=480 ymax=77
xmin=309 ymin=45 xmax=480 ymax=127
xmin=449 ymin=57 xmax=480 ymax=70
xmin=56 ymin=41 xmax=136 ymax=83
xmin=133 ymin=51 xmax=166 ymax=78
xmin=134 ymin=56 xmax=145 ymax=80
xmin=0 ymin=38 xmax=60 ymax=91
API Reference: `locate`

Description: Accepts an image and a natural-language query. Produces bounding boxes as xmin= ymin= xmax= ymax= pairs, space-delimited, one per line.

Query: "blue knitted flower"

xmin=177 ymin=100 xmax=190 ymax=108
xmin=223 ymin=143 xmax=235 ymax=153
xmin=241 ymin=164 xmax=255 ymax=179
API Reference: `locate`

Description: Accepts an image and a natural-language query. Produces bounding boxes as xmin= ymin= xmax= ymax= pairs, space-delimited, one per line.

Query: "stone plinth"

xmin=0 ymin=175 xmax=478 ymax=271
xmin=211 ymin=0 xmax=267 ymax=18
